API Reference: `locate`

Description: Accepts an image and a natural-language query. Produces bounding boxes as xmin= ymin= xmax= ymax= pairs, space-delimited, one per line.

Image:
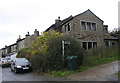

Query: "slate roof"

xmin=45 ymin=15 xmax=73 ymax=32
xmin=104 ymin=34 xmax=119 ymax=40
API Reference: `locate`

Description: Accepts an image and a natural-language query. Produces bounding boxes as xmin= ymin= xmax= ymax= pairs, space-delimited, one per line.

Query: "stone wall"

xmin=61 ymin=10 xmax=105 ymax=48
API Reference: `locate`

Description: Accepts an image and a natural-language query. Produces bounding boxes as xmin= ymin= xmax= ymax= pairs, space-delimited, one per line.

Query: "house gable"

xmin=74 ymin=9 xmax=103 ymax=23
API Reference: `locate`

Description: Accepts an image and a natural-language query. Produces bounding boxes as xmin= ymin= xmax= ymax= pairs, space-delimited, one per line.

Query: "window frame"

xmin=64 ymin=23 xmax=71 ymax=33
xmin=80 ymin=20 xmax=97 ymax=31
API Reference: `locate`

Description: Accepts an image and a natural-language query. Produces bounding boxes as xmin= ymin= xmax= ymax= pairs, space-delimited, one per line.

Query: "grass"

xmin=46 ymin=55 xmax=119 ymax=77
xmin=46 ymin=66 xmax=91 ymax=77
xmin=91 ymin=55 xmax=119 ymax=66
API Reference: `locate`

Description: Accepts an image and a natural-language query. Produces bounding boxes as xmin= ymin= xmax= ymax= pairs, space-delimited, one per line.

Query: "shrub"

xmin=46 ymin=36 xmax=85 ymax=68
xmin=16 ymin=48 xmax=32 ymax=60
xmin=82 ymin=46 xmax=119 ymax=66
xmin=31 ymin=31 xmax=85 ymax=72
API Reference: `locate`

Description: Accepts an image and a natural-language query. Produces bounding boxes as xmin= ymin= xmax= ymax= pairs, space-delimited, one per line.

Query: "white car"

xmin=1 ymin=58 xmax=10 ymax=67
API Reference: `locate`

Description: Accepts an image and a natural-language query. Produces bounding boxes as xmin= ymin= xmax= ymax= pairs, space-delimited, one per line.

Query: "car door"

xmin=11 ymin=60 xmax=15 ymax=70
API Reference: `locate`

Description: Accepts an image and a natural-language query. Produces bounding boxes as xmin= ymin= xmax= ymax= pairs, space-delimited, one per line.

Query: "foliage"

xmin=31 ymin=31 xmax=85 ymax=72
xmin=16 ymin=48 xmax=32 ymax=60
xmin=82 ymin=46 xmax=119 ymax=66
xmin=47 ymin=65 xmax=91 ymax=77
xmin=46 ymin=35 xmax=85 ymax=69
xmin=32 ymin=30 xmax=63 ymax=55
xmin=46 ymin=53 xmax=118 ymax=77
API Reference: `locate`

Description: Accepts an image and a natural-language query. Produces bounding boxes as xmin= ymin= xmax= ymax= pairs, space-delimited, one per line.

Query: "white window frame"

xmin=64 ymin=23 xmax=71 ymax=33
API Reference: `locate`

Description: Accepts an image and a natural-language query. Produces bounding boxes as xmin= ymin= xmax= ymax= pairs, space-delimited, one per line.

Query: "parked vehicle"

xmin=1 ymin=57 xmax=10 ymax=67
xmin=11 ymin=58 xmax=32 ymax=73
xmin=6 ymin=57 xmax=11 ymax=65
xmin=0 ymin=58 xmax=1 ymax=67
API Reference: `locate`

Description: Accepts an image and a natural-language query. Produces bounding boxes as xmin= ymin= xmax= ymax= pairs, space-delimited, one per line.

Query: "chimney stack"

xmin=34 ymin=29 xmax=39 ymax=36
xmin=17 ymin=35 xmax=21 ymax=41
xmin=55 ymin=16 xmax=61 ymax=23
xmin=103 ymin=25 xmax=108 ymax=34
xmin=25 ymin=32 xmax=30 ymax=37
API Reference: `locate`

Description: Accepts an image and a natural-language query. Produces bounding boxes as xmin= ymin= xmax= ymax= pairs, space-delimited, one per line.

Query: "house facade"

xmin=0 ymin=29 xmax=39 ymax=57
xmin=0 ymin=9 xmax=119 ymax=57
xmin=46 ymin=9 xmax=119 ymax=49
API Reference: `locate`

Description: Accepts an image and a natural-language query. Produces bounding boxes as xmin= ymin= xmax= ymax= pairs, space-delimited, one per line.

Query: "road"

xmin=0 ymin=67 xmax=2 ymax=83
xmin=1 ymin=60 xmax=120 ymax=82
xmin=68 ymin=60 xmax=119 ymax=81
xmin=2 ymin=67 xmax=71 ymax=82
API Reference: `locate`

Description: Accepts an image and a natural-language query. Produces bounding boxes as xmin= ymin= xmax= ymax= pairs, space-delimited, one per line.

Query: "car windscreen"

xmin=2 ymin=58 xmax=7 ymax=60
xmin=15 ymin=58 xmax=29 ymax=63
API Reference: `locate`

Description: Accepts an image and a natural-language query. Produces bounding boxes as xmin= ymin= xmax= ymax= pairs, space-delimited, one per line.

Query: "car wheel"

xmin=2 ymin=65 xmax=5 ymax=68
xmin=14 ymin=68 xmax=18 ymax=73
xmin=11 ymin=67 xmax=13 ymax=71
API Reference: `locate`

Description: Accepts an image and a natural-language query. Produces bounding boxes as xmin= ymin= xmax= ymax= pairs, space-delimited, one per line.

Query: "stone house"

xmin=46 ymin=9 xmax=119 ymax=49
xmin=16 ymin=29 xmax=39 ymax=52
xmin=24 ymin=29 xmax=39 ymax=48
xmin=0 ymin=43 xmax=17 ymax=57
xmin=0 ymin=29 xmax=40 ymax=56
xmin=0 ymin=46 xmax=8 ymax=57
xmin=16 ymin=36 xmax=25 ymax=52
xmin=10 ymin=43 xmax=17 ymax=54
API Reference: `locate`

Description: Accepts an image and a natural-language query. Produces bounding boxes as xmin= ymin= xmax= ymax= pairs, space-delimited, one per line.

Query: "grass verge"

xmin=118 ymin=72 xmax=120 ymax=78
xmin=46 ymin=55 xmax=119 ymax=77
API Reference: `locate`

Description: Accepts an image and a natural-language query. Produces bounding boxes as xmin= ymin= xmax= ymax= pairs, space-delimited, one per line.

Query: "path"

xmin=67 ymin=60 xmax=119 ymax=81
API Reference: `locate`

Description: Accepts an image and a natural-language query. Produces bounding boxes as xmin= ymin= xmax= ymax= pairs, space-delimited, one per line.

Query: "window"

xmin=64 ymin=23 xmax=71 ymax=33
xmin=82 ymin=42 xmax=97 ymax=50
xmin=112 ymin=42 xmax=115 ymax=46
xmin=88 ymin=42 xmax=92 ymax=49
xmin=81 ymin=21 xmax=86 ymax=30
xmin=92 ymin=23 xmax=96 ymax=31
xmin=64 ymin=25 xmax=67 ymax=33
xmin=87 ymin=22 xmax=91 ymax=30
xmin=105 ymin=41 xmax=109 ymax=46
xmin=93 ymin=42 xmax=97 ymax=48
xmin=81 ymin=21 xmax=96 ymax=31
xmin=83 ymin=42 xmax=87 ymax=50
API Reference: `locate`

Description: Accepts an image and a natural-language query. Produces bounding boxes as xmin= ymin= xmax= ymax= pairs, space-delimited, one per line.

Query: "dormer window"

xmin=64 ymin=23 xmax=71 ymax=33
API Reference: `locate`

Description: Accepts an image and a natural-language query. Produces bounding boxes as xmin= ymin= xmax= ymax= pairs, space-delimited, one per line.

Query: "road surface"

xmin=0 ymin=66 xmax=2 ymax=83
xmin=67 ymin=60 xmax=119 ymax=81
xmin=2 ymin=67 xmax=71 ymax=82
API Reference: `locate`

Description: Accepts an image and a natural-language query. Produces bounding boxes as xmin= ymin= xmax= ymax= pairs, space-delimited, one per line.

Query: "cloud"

xmin=0 ymin=31 xmax=16 ymax=38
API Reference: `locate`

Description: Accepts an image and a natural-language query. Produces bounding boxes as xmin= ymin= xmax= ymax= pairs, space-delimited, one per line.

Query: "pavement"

xmin=67 ymin=60 xmax=119 ymax=81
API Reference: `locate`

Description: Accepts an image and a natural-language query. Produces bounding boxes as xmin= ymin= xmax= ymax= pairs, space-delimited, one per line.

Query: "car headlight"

xmin=17 ymin=66 xmax=22 ymax=68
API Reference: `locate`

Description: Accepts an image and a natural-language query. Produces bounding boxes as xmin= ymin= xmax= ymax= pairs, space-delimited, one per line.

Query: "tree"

xmin=32 ymin=30 xmax=63 ymax=55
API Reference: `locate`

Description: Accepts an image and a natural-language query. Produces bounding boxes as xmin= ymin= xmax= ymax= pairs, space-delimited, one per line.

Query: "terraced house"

xmin=0 ymin=29 xmax=39 ymax=57
xmin=46 ymin=9 xmax=119 ymax=49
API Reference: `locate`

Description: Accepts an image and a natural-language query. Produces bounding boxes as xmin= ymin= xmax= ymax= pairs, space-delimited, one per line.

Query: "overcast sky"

xmin=0 ymin=0 xmax=119 ymax=48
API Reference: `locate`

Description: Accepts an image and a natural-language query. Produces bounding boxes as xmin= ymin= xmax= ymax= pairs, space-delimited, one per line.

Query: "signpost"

xmin=62 ymin=40 xmax=70 ymax=61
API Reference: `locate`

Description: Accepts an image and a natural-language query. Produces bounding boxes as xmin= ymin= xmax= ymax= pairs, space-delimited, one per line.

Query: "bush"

xmin=82 ymin=46 xmax=119 ymax=66
xmin=46 ymin=36 xmax=85 ymax=68
xmin=16 ymin=48 xmax=32 ymax=60
xmin=31 ymin=31 xmax=85 ymax=72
